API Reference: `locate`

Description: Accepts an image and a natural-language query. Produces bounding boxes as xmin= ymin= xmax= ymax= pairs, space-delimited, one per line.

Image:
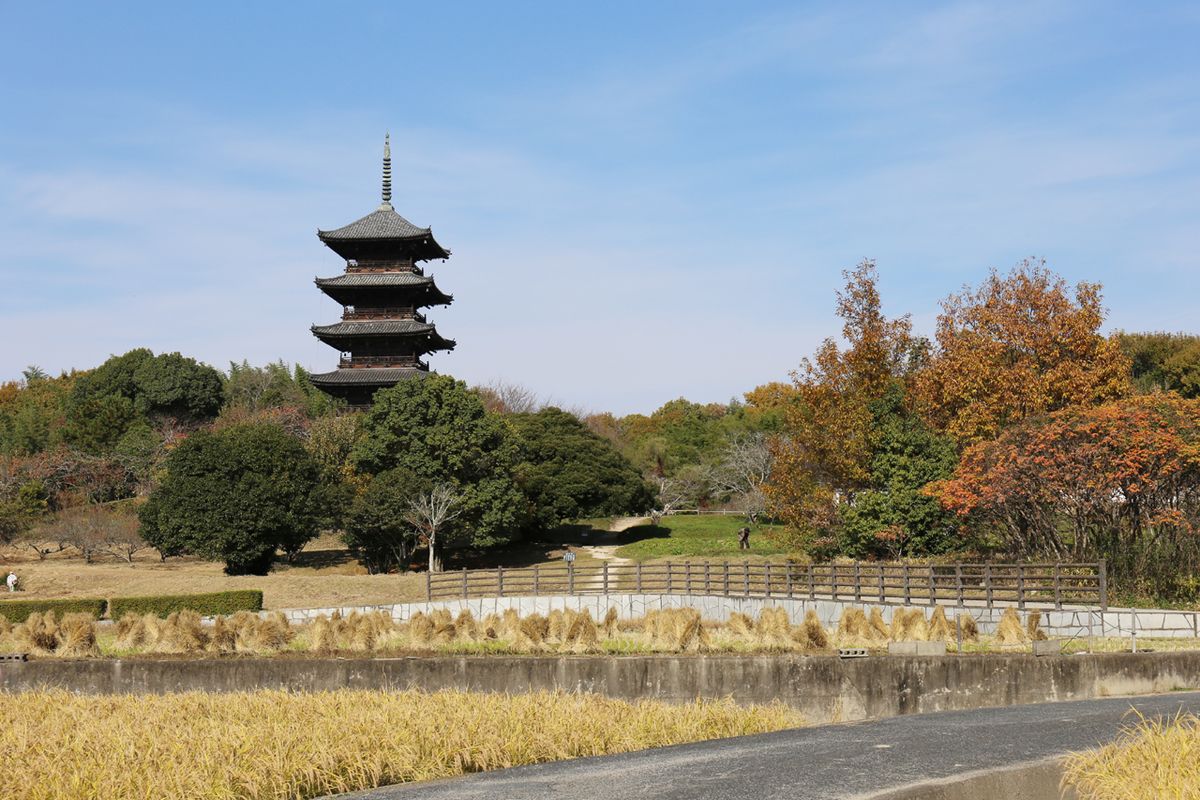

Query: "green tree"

xmin=139 ymin=423 xmax=324 ymax=574
xmin=342 ymin=468 xmax=427 ymax=574
xmin=133 ymin=352 xmax=224 ymax=420
xmin=65 ymin=349 xmax=223 ymax=452
xmin=511 ymin=407 xmax=655 ymax=529
xmin=352 ymin=375 xmax=527 ymax=549
xmin=1117 ymin=332 xmax=1200 ymax=398
xmin=224 ymin=360 xmax=339 ymax=417
xmin=839 ymin=386 xmax=960 ymax=557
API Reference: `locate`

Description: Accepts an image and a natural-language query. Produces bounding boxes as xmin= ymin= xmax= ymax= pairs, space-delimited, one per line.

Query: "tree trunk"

xmin=428 ymin=531 xmax=442 ymax=573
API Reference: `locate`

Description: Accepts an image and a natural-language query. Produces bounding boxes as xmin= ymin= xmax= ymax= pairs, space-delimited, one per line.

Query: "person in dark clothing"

xmin=737 ymin=526 xmax=751 ymax=550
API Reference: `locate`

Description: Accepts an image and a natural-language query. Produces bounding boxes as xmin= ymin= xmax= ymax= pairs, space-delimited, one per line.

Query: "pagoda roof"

xmin=308 ymin=367 xmax=428 ymax=386
xmin=318 ymin=207 xmax=432 ymax=241
xmin=311 ymin=319 xmax=435 ymax=337
xmin=315 ymin=272 xmax=434 ymax=289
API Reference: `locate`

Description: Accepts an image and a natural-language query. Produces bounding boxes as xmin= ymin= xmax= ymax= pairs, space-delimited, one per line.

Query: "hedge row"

xmin=108 ymin=590 xmax=264 ymax=619
xmin=0 ymin=591 xmax=263 ymax=623
xmin=0 ymin=598 xmax=107 ymax=623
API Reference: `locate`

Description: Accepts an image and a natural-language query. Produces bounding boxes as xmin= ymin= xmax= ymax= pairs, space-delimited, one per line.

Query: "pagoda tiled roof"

xmin=315 ymin=272 xmax=434 ymax=288
xmin=311 ymin=319 xmax=435 ymax=337
xmin=308 ymin=367 xmax=428 ymax=386
xmin=318 ymin=207 xmax=431 ymax=241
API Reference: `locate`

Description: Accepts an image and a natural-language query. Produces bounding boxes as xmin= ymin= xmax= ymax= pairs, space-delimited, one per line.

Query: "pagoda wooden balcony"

xmin=339 ymin=355 xmax=428 ymax=370
xmin=342 ymin=308 xmax=425 ymax=322
xmin=346 ymin=259 xmax=419 ymax=273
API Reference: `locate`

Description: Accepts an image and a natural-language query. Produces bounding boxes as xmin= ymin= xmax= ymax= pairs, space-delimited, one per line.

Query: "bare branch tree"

xmin=477 ymin=380 xmax=542 ymax=414
xmin=404 ymin=483 xmax=465 ymax=573
xmin=652 ymin=466 xmax=711 ymax=522
xmin=710 ymin=433 xmax=775 ymax=522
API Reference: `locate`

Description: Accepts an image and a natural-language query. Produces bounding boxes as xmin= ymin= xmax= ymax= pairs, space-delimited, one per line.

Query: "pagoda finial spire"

xmin=380 ymin=133 xmax=393 ymax=210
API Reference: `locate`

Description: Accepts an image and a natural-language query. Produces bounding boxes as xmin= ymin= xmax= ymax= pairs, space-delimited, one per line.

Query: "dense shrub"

xmin=108 ymin=590 xmax=263 ymax=619
xmin=511 ymin=407 xmax=655 ymax=528
xmin=139 ymin=422 xmax=326 ymax=574
xmin=0 ymin=598 xmax=106 ymax=624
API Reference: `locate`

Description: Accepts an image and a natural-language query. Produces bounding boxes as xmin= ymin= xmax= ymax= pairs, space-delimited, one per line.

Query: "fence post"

xmin=853 ymin=562 xmax=861 ymax=602
xmin=878 ymin=567 xmax=885 ymax=603
xmin=603 ymin=562 xmax=610 ymax=594
xmin=667 ymin=563 xmax=673 ymax=594
xmin=808 ymin=564 xmax=815 ymax=601
xmin=705 ymin=562 xmax=711 ymax=594
xmin=461 ymin=568 xmax=468 ymax=599
xmin=832 ymin=564 xmax=839 ymax=602
xmin=533 ymin=565 xmax=539 ymax=596
xmin=928 ymin=565 xmax=936 ymax=605
xmin=984 ymin=564 xmax=993 ymax=608
xmin=723 ymin=561 xmax=730 ymax=596
xmin=955 ymin=564 xmax=964 ymax=607
xmin=497 ymin=566 xmax=505 ymax=598
xmin=1016 ymin=564 xmax=1025 ymax=610
xmin=786 ymin=564 xmax=794 ymax=598
xmin=568 ymin=562 xmax=575 ymax=595
xmin=743 ymin=561 xmax=750 ymax=596
xmin=685 ymin=561 xmax=692 ymax=594
xmin=636 ymin=561 xmax=642 ymax=593
xmin=426 ymin=570 xmax=432 ymax=601
xmin=902 ymin=564 xmax=911 ymax=606
xmin=765 ymin=563 xmax=773 ymax=598
xmin=1053 ymin=563 xmax=1062 ymax=610
xmin=1098 ymin=560 xmax=1108 ymax=611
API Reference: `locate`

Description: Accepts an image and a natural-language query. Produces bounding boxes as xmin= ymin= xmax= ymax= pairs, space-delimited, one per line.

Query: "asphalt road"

xmin=332 ymin=692 xmax=1200 ymax=799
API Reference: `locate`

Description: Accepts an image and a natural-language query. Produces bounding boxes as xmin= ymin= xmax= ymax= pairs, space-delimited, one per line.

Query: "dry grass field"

xmin=1062 ymin=712 xmax=1200 ymax=799
xmin=0 ymin=527 xmax=612 ymax=610
xmin=0 ymin=688 xmax=801 ymax=800
xmin=0 ymin=534 xmax=426 ymax=609
xmin=0 ymin=604 xmax=1071 ymax=659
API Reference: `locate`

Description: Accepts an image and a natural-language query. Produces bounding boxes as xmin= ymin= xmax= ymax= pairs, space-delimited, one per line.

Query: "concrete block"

xmin=889 ymin=641 xmax=947 ymax=656
xmin=1033 ymin=639 xmax=1062 ymax=657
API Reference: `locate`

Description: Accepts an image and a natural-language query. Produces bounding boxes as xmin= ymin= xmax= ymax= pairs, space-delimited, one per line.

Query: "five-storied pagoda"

xmin=309 ymin=136 xmax=455 ymax=406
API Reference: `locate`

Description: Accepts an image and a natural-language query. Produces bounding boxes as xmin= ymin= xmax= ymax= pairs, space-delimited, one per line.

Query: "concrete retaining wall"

xmin=862 ymin=758 xmax=1074 ymax=800
xmin=273 ymin=592 xmax=1200 ymax=640
xmin=5 ymin=652 xmax=1200 ymax=724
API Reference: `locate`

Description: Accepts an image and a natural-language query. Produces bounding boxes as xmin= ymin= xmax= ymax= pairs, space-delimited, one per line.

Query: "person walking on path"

xmin=5 ymin=571 xmax=17 ymax=592
xmin=737 ymin=526 xmax=751 ymax=551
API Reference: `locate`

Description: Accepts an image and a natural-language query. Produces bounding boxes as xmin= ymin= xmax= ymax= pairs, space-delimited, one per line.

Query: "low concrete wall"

xmin=4 ymin=652 xmax=1200 ymax=724
xmin=274 ymin=592 xmax=1200 ymax=640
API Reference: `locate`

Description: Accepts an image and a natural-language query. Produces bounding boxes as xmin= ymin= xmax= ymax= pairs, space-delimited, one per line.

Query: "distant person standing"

xmin=737 ymin=527 xmax=750 ymax=551
xmin=5 ymin=571 xmax=17 ymax=592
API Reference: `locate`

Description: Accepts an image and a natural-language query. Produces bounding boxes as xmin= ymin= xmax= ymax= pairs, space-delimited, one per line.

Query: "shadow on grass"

xmin=284 ymin=548 xmax=358 ymax=570
xmin=616 ymin=524 xmax=671 ymax=544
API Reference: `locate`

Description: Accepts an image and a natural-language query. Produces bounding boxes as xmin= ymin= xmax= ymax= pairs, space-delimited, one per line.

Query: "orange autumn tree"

xmin=929 ymin=393 xmax=1200 ymax=597
xmin=915 ymin=259 xmax=1131 ymax=445
xmin=764 ymin=261 xmax=917 ymax=537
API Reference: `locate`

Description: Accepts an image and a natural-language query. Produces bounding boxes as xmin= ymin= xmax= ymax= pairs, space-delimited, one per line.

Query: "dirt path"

xmin=575 ymin=518 xmax=646 ymax=591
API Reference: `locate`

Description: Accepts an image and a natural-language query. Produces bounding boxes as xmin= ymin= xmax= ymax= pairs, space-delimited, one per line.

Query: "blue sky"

xmin=1 ymin=2 xmax=1198 ymax=414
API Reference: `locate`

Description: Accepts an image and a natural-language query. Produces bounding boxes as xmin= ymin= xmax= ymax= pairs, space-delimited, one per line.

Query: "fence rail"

xmin=426 ymin=560 xmax=1107 ymax=610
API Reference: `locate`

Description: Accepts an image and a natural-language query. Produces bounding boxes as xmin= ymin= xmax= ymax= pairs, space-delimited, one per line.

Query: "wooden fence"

xmin=426 ymin=560 xmax=1107 ymax=610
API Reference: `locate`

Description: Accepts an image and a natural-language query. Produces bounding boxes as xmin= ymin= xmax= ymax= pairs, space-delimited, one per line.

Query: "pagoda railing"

xmin=339 ymin=355 xmax=427 ymax=369
xmin=342 ymin=307 xmax=423 ymax=321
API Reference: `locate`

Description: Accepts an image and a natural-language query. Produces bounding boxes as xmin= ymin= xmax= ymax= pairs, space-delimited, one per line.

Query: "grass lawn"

xmin=614 ymin=515 xmax=795 ymax=562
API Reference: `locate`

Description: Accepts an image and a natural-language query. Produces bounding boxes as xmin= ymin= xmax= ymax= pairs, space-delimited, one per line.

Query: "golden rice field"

xmin=1062 ymin=713 xmax=1200 ymax=799
xmin=0 ymin=604 xmax=1061 ymax=659
xmin=0 ymin=688 xmax=801 ymax=800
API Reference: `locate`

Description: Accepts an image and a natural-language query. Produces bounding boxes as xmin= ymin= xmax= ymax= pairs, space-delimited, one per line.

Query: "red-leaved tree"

xmin=929 ymin=393 xmax=1200 ymax=597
